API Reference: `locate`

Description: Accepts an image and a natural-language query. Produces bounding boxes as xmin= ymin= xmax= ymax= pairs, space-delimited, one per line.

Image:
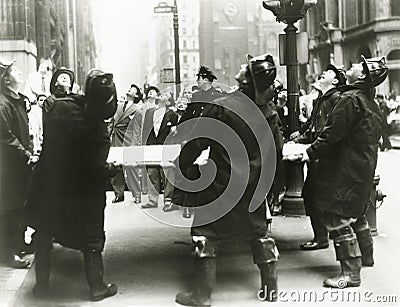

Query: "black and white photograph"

xmin=0 ymin=0 xmax=399 ymax=306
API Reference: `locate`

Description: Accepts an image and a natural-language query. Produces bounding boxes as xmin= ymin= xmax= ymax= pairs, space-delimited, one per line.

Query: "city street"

xmin=1 ymin=150 xmax=398 ymax=306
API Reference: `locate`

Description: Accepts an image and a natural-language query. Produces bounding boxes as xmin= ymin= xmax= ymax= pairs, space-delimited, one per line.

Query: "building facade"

xmin=199 ymin=0 xmax=286 ymax=86
xmin=303 ymin=0 xmax=400 ymax=96
xmin=147 ymin=0 xmax=200 ymax=94
xmin=0 ymin=0 xmax=97 ymax=94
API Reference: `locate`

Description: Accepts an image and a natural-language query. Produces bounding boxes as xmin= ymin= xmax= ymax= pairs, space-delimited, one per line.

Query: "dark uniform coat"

xmin=179 ymin=91 xmax=276 ymax=241
xmin=0 ymin=90 xmax=32 ymax=211
xmin=142 ymin=108 xmax=178 ymax=145
xmin=0 ymin=90 xmax=32 ymax=251
xmin=299 ymin=88 xmax=342 ymax=216
xmin=26 ymin=95 xmax=113 ymax=251
xmin=306 ymin=83 xmax=381 ymax=218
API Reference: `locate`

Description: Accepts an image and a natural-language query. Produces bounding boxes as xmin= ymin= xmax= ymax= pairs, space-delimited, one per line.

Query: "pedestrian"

xmin=141 ymin=91 xmax=178 ymax=209
xmin=175 ymin=54 xmax=280 ymax=306
xmin=0 ymin=59 xmax=37 ymax=269
xmin=291 ymin=64 xmax=346 ymax=251
xmin=110 ymin=83 xmax=143 ymax=203
xmin=142 ymin=85 xmax=160 ymax=113
xmin=28 ymin=93 xmax=46 ymax=155
xmin=300 ymin=56 xmax=388 ymax=288
xmin=376 ymin=93 xmax=392 ymax=151
xmin=26 ymin=69 xmax=119 ymax=301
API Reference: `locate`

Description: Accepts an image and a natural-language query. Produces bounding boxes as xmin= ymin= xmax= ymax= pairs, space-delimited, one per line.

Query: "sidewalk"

xmin=3 ymin=150 xmax=400 ymax=306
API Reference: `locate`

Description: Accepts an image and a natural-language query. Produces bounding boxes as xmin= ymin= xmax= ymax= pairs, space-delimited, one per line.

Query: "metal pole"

xmin=173 ymin=0 xmax=181 ymax=98
xmin=281 ymin=21 xmax=305 ymax=215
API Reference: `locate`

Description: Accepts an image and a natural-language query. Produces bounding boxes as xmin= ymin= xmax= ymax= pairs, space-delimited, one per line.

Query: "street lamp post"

xmin=154 ymin=0 xmax=181 ymax=96
xmin=262 ymin=0 xmax=318 ymax=215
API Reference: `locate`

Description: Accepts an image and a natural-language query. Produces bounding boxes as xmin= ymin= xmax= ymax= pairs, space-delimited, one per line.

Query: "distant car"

xmin=388 ymin=109 xmax=400 ymax=148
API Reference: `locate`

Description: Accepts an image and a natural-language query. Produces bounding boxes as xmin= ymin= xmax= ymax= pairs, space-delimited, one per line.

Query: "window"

xmin=183 ymin=40 xmax=187 ymax=48
xmin=391 ymin=0 xmax=400 ymax=16
xmin=193 ymin=40 xmax=196 ymax=49
xmin=183 ymin=55 xmax=188 ymax=64
xmin=388 ymin=50 xmax=400 ymax=61
xmin=182 ymin=27 xmax=187 ymax=35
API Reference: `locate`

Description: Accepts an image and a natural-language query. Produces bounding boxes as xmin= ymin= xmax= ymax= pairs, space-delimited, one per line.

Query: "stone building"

xmin=0 ymin=0 xmax=97 ymax=92
xmin=303 ymin=0 xmax=400 ymax=95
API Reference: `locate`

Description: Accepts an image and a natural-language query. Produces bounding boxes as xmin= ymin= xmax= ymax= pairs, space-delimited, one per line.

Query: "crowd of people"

xmin=0 ymin=51 xmax=389 ymax=305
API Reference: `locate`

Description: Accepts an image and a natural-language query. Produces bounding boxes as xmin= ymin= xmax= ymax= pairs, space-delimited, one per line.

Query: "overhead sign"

xmin=160 ymin=68 xmax=175 ymax=83
xmin=154 ymin=3 xmax=174 ymax=14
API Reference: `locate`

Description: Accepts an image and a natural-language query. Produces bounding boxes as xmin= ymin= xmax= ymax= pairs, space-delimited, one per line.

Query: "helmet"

xmin=361 ymin=55 xmax=388 ymax=87
xmin=247 ymin=53 xmax=276 ymax=92
xmin=326 ymin=64 xmax=347 ymax=86
xmin=50 ymin=68 xmax=75 ymax=94
xmin=0 ymin=58 xmax=16 ymax=88
xmin=85 ymin=69 xmax=117 ymax=120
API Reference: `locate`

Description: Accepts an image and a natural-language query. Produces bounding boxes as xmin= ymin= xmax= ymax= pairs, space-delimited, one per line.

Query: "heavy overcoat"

xmin=306 ymin=83 xmax=381 ymax=218
xmin=0 ymin=91 xmax=32 ymax=213
xmin=179 ymin=91 xmax=276 ymax=241
xmin=26 ymin=95 xmax=112 ymax=250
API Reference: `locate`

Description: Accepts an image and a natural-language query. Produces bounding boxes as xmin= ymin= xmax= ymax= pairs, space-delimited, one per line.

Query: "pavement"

xmin=1 ymin=150 xmax=400 ymax=307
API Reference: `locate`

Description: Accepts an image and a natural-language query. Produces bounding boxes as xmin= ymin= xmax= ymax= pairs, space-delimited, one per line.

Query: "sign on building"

xmin=160 ymin=68 xmax=175 ymax=83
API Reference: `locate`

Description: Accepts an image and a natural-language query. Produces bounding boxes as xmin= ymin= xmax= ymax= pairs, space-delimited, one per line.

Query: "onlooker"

xmin=28 ymin=94 xmax=46 ymax=155
xmin=301 ymin=56 xmax=388 ymax=288
xmin=26 ymin=69 xmax=119 ymax=301
xmin=0 ymin=59 xmax=35 ymax=268
xmin=110 ymin=83 xmax=143 ymax=203
xmin=141 ymin=92 xmax=178 ymax=209
xmin=291 ymin=64 xmax=346 ymax=251
xmin=376 ymin=94 xmax=392 ymax=151
xmin=24 ymin=58 xmax=52 ymax=102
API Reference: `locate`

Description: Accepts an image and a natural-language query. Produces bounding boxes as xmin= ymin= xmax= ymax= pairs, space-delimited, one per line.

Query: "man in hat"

xmin=140 ymin=91 xmax=178 ymax=209
xmin=300 ymin=56 xmax=387 ymax=288
xmin=0 ymin=59 xmax=35 ymax=269
xmin=290 ymin=64 xmax=346 ymax=251
xmin=110 ymin=83 xmax=143 ymax=203
xmin=175 ymin=54 xmax=280 ymax=306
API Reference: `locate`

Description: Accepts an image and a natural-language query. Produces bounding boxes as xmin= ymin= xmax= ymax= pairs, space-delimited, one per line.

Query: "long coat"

xmin=142 ymin=107 xmax=178 ymax=145
xmin=179 ymin=91 xmax=276 ymax=241
xmin=26 ymin=95 xmax=113 ymax=251
xmin=306 ymin=83 xmax=381 ymax=218
xmin=111 ymin=102 xmax=142 ymax=146
xmin=299 ymin=88 xmax=341 ymax=216
xmin=0 ymin=91 xmax=32 ymax=213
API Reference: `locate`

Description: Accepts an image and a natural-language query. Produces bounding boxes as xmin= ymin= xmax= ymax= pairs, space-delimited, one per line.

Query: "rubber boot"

xmin=32 ymin=234 xmax=52 ymax=297
xmin=83 ymin=251 xmax=118 ymax=301
xmin=355 ymin=228 xmax=374 ymax=267
xmin=257 ymin=262 xmax=278 ymax=302
xmin=323 ymin=233 xmax=362 ymax=288
xmin=251 ymin=238 xmax=279 ymax=302
xmin=175 ymin=257 xmax=216 ymax=306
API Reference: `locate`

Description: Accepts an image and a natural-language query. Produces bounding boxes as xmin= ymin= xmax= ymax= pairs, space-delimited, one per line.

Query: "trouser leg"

xmin=176 ymin=236 xmax=216 ymax=307
xmin=162 ymin=166 xmax=175 ymax=202
xmin=323 ymin=226 xmax=362 ymax=288
xmin=352 ymin=215 xmax=374 ymax=266
xmin=82 ymin=250 xmax=117 ymax=301
xmin=251 ymin=237 xmax=279 ymax=302
xmin=32 ymin=232 xmax=52 ymax=296
xmin=310 ymin=215 xmax=329 ymax=244
xmin=125 ymin=166 xmax=141 ymax=199
xmin=146 ymin=167 xmax=162 ymax=206
xmin=111 ymin=169 xmax=125 ymax=198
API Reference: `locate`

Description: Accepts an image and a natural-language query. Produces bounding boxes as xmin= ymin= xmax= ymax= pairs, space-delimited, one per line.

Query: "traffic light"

xmin=262 ymin=0 xmax=281 ymax=16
